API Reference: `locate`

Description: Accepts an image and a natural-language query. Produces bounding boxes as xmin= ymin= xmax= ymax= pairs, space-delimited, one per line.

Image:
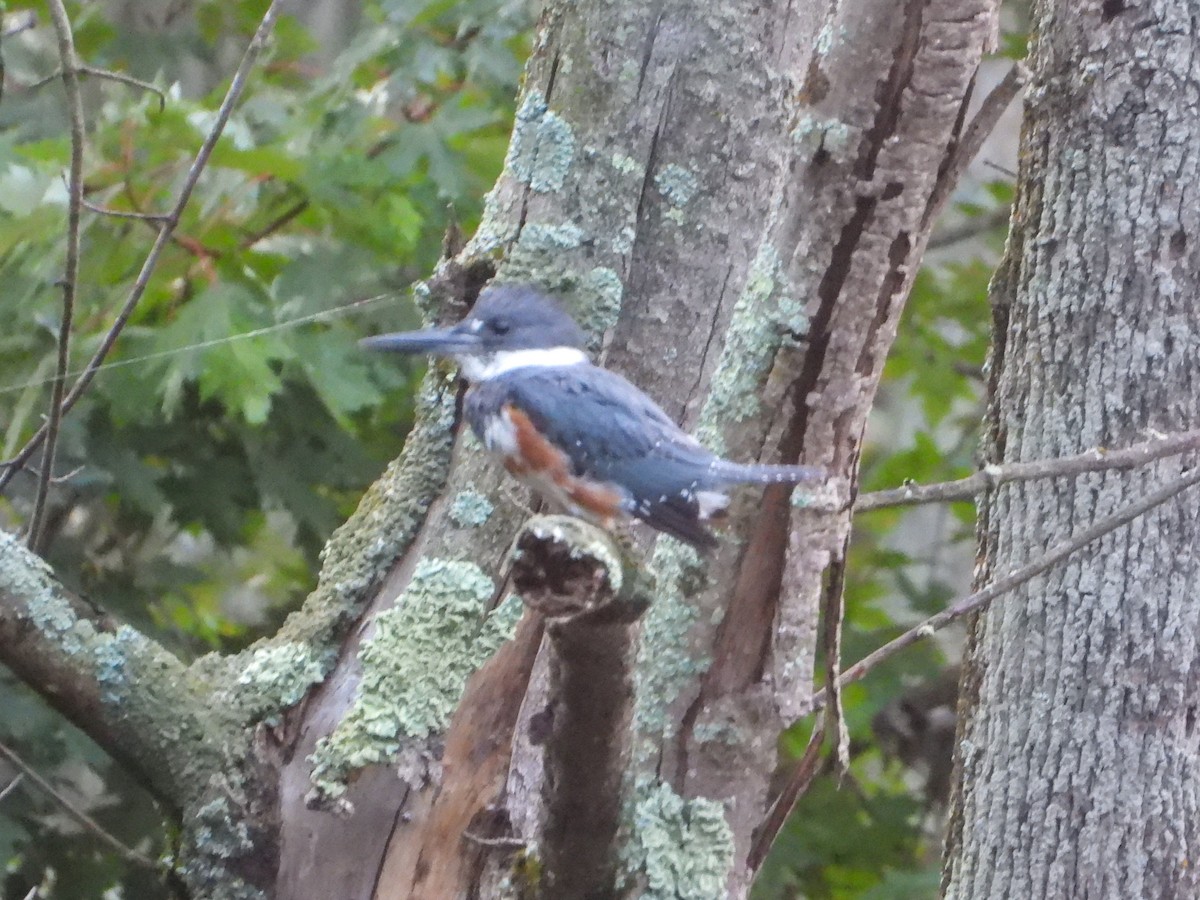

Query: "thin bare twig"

xmin=856 ymin=427 xmax=1200 ymax=512
xmin=928 ymin=204 xmax=1011 ymax=249
xmin=812 ymin=462 xmax=1200 ymax=712
xmin=29 ymin=0 xmax=86 ymax=552
xmin=29 ymin=65 xmax=166 ymax=111
xmin=821 ymin=561 xmax=850 ymax=775
xmin=0 ymin=773 xmax=25 ymax=804
xmin=747 ymin=720 xmax=826 ymax=871
xmin=0 ymin=0 xmax=280 ymax=493
xmin=240 ymin=198 xmax=309 ymax=248
xmin=82 ymin=198 xmax=172 ymax=222
xmin=0 ymin=740 xmax=158 ymax=870
xmin=79 ymin=64 xmax=167 ymax=111
xmin=923 ymin=61 xmax=1030 ymax=231
xmin=983 ymin=159 xmax=1018 ymax=180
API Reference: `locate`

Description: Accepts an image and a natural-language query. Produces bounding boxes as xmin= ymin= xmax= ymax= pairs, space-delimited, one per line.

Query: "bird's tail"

xmin=707 ymin=460 xmax=825 ymax=486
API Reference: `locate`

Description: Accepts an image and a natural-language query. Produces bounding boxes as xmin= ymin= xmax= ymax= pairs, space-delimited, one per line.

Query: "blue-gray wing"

xmin=467 ymin=365 xmax=720 ymax=546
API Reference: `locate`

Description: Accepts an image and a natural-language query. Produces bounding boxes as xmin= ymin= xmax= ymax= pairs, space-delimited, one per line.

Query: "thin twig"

xmin=79 ymin=64 xmax=167 ymax=111
xmin=928 ymin=204 xmax=1011 ymax=250
xmin=0 ymin=740 xmax=158 ymax=870
xmin=747 ymin=720 xmax=826 ymax=871
xmin=820 ymin=561 xmax=850 ymax=775
xmin=983 ymin=159 xmax=1018 ymax=180
xmin=82 ymin=198 xmax=172 ymax=222
xmin=923 ymin=61 xmax=1030 ymax=232
xmin=0 ymin=773 xmax=25 ymax=804
xmin=240 ymin=198 xmax=309 ymax=248
xmin=812 ymin=462 xmax=1200 ymax=713
xmin=29 ymin=65 xmax=166 ymax=111
xmin=29 ymin=0 xmax=86 ymax=552
xmin=0 ymin=0 xmax=280 ymax=494
xmin=856 ymin=427 xmax=1200 ymax=512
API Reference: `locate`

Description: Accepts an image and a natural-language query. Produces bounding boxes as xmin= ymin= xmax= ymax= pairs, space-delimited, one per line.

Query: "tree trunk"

xmin=943 ymin=3 xmax=1200 ymax=897
xmin=0 ymin=0 xmax=998 ymax=896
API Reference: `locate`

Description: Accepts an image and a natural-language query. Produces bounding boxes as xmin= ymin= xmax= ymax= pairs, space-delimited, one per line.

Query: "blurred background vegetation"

xmin=0 ymin=0 xmax=1023 ymax=896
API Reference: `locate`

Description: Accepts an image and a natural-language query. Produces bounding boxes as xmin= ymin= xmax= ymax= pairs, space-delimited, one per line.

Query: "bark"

xmin=0 ymin=531 xmax=222 ymax=808
xmin=1 ymin=0 xmax=1000 ymax=895
xmin=944 ymin=2 xmax=1200 ymax=897
xmin=278 ymin=0 xmax=994 ymax=895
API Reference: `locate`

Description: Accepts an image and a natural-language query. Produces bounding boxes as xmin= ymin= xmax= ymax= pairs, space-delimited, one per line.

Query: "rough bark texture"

xmin=0 ymin=0 xmax=999 ymax=896
xmin=944 ymin=2 xmax=1200 ymax=897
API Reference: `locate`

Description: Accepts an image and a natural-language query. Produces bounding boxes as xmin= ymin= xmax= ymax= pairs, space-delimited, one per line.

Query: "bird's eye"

xmin=490 ymin=319 xmax=510 ymax=335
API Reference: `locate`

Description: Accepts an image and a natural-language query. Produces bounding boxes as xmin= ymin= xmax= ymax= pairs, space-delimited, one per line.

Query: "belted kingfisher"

xmin=362 ymin=284 xmax=824 ymax=548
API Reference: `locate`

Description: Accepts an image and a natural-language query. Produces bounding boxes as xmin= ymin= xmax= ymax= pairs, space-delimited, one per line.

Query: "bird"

xmin=361 ymin=283 xmax=825 ymax=548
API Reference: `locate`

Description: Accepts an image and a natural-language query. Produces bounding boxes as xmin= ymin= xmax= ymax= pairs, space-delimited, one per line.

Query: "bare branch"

xmin=509 ymin=516 xmax=650 ymax=899
xmin=28 ymin=0 xmax=86 ymax=552
xmin=928 ymin=204 xmax=1011 ymax=249
xmin=856 ymin=427 xmax=1200 ymax=512
xmin=0 ymin=0 xmax=281 ymax=493
xmin=34 ymin=64 xmax=169 ymax=111
xmin=0 ymin=529 xmax=224 ymax=809
xmin=78 ymin=64 xmax=167 ymax=112
xmin=81 ymin=198 xmax=172 ymax=223
xmin=240 ymin=198 xmax=309 ymax=248
xmin=923 ymin=61 xmax=1030 ymax=230
xmin=820 ymin=561 xmax=850 ymax=775
xmin=0 ymin=773 xmax=24 ymax=805
xmin=813 ymin=462 xmax=1200 ymax=712
xmin=0 ymin=740 xmax=158 ymax=871
xmin=747 ymin=720 xmax=826 ymax=872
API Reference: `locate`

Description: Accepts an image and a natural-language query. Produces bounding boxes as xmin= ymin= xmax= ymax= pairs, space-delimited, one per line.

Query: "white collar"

xmin=458 ymin=346 xmax=589 ymax=381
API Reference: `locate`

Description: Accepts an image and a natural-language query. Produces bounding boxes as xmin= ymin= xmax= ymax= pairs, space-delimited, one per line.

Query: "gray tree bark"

xmin=943 ymin=2 xmax=1200 ymax=897
xmin=0 ymin=0 xmax=998 ymax=896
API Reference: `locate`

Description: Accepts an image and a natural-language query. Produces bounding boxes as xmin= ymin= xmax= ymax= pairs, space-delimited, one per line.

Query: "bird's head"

xmin=361 ymin=283 xmax=589 ymax=381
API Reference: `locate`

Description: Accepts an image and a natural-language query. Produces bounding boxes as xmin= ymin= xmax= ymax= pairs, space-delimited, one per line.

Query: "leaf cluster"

xmin=0 ymin=0 xmax=526 ymax=896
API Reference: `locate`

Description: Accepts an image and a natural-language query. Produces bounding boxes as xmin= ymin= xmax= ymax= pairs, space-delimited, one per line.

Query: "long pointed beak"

xmin=359 ymin=326 xmax=482 ymax=356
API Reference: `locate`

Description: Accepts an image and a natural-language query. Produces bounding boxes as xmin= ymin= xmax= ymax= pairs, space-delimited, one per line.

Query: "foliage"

xmin=0 ymin=0 xmax=527 ymax=895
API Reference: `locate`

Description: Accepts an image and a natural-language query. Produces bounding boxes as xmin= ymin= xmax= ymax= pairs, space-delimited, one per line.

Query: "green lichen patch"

xmin=626 ymin=781 xmax=735 ymax=900
xmin=308 ymin=559 xmax=522 ymax=801
xmin=505 ymin=90 xmax=576 ymax=193
xmin=179 ymin=795 xmax=263 ymax=900
xmin=611 ymin=152 xmax=643 ymax=177
xmin=517 ymin=222 xmax=585 ymax=252
xmin=690 ymin=717 xmax=745 ymax=746
xmin=655 ymin=164 xmax=699 ymax=207
xmin=466 ymin=192 xmax=521 ymax=256
xmin=575 ymin=267 xmax=624 ymax=346
xmin=612 ymin=224 xmax=637 ymax=255
xmin=632 ymin=540 xmax=710 ymax=743
xmin=236 ymin=642 xmax=329 ymax=711
xmin=24 ymin=592 xmax=84 ymax=651
xmin=449 ymin=487 xmax=495 ymax=528
xmin=790 ymin=113 xmax=855 ymax=165
xmin=695 ymin=242 xmax=808 ymax=456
